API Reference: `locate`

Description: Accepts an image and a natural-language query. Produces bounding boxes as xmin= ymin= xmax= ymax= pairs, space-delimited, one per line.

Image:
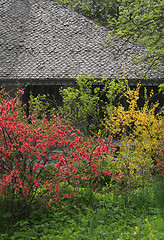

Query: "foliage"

xmin=0 ymin=89 xmax=117 ymax=219
xmin=1 ymin=182 xmax=164 ymax=239
xmin=59 ymin=74 xmax=126 ymax=136
xmin=105 ymin=84 xmax=164 ymax=188
xmin=159 ymin=83 xmax=164 ymax=95
xmin=28 ymin=94 xmax=50 ymax=117
xmin=57 ymin=0 xmax=119 ymax=26
xmin=157 ymin=134 xmax=164 ymax=175
xmin=109 ymin=0 xmax=164 ymax=72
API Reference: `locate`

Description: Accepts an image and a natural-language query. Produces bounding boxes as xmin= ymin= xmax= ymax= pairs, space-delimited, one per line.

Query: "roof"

xmin=0 ymin=0 xmax=164 ymax=84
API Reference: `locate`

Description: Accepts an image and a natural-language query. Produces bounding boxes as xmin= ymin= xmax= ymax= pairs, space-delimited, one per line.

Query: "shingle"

xmin=0 ymin=0 xmax=163 ymax=81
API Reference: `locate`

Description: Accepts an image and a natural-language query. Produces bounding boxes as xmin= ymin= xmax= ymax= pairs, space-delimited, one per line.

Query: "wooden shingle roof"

xmin=0 ymin=0 xmax=163 ymax=84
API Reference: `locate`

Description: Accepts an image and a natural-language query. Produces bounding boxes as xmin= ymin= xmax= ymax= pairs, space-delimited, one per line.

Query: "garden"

xmin=0 ymin=76 xmax=164 ymax=239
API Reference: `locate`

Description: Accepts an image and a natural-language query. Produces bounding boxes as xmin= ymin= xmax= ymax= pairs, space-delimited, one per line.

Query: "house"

xmin=0 ymin=0 xmax=164 ymax=106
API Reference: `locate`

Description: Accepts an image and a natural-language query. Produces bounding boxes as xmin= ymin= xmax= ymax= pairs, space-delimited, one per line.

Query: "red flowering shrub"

xmin=0 ymin=90 xmax=116 ymax=215
xmin=157 ymin=134 xmax=164 ymax=175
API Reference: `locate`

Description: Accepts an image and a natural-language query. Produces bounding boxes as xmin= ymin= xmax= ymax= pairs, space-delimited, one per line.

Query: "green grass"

xmin=0 ymin=179 xmax=164 ymax=240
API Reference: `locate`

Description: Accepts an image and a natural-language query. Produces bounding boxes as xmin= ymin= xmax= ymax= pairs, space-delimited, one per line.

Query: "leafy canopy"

xmin=57 ymin=0 xmax=119 ymax=25
xmin=109 ymin=0 xmax=164 ymax=70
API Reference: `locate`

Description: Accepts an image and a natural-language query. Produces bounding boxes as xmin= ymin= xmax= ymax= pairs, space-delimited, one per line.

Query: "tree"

xmin=57 ymin=0 xmax=119 ymax=25
xmin=109 ymin=0 xmax=164 ymax=72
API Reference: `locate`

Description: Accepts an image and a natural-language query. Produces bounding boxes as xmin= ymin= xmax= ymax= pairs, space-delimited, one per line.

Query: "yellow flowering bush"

xmin=105 ymin=84 xmax=164 ymax=188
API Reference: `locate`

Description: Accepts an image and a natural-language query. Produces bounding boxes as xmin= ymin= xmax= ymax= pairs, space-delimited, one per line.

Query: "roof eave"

xmin=0 ymin=78 xmax=163 ymax=87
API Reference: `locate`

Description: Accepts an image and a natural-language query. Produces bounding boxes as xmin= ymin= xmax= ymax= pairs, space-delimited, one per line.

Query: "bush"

xmin=105 ymin=84 xmax=164 ymax=188
xmin=0 ymin=89 xmax=117 ymax=219
xmin=59 ymin=74 xmax=126 ymax=136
